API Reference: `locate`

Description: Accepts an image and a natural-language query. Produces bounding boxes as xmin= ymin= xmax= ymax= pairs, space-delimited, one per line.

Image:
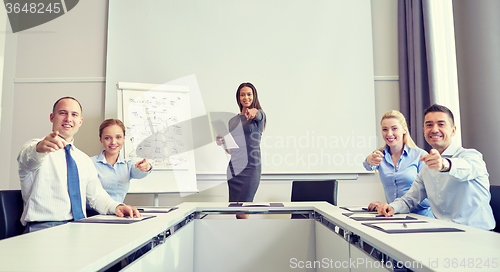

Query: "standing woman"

xmin=91 ymin=119 xmax=152 ymax=203
xmin=363 ymin=110 xmax=433 ymax=217
xmin=217 ymin=82 xmax=266 ymax=219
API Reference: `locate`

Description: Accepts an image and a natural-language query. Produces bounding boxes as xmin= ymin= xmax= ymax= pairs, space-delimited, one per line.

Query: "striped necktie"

xmin=64 ymin=144 xmax=85 ymax=221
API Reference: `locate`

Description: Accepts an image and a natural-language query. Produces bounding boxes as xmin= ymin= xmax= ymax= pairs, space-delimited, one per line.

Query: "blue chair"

xmin=489 ymin=185 xmax=500 ymax=233
xmin=0 ymin=190 xmax=25 ymax=240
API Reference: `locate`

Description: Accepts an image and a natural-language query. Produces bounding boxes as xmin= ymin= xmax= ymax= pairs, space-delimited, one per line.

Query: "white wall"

xmin=0 ymin=0 xmax=400 ymax=206
xmin=0 ymin=0 xmax=108 ymax=189
xmin=107 ymin=0 xmax=378 ymax=175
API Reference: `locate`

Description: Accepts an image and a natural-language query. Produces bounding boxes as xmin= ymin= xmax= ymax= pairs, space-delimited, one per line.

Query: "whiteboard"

xmin=117 ymin=82 xmax=198 ymax=194
xmin=106 ymin=0 xmax=377 ymax=174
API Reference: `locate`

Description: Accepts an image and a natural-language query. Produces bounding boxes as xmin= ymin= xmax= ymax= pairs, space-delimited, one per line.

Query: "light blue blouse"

xmin=363 ymin=144 xmax=434 ymax=217
xmin=91 ymin=151 xmax=151 ymax=203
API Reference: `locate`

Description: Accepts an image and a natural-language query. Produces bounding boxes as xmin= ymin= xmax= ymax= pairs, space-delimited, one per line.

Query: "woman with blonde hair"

xmin=363 ymin=110 xmax=433 ymax=217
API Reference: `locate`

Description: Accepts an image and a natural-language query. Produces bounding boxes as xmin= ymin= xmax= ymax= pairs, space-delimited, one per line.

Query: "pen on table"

xmin=403 ymin=223 xmax=408 ymax=228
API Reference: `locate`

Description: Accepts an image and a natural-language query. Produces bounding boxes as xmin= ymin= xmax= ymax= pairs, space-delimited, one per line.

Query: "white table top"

xmin=315 ymin=204 xmax=500 ymax=272
xmin=0 ymin=202 xmax=498 ymax=272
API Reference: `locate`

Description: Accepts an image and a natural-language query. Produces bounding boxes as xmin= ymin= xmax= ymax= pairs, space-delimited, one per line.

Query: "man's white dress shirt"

xmin=18 ymin=138 xmax=121 ymax=225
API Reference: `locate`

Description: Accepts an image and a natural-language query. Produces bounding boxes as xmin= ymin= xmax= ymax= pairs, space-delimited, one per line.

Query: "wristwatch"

xmin=440 ymin=158 xmax=451 ymax=172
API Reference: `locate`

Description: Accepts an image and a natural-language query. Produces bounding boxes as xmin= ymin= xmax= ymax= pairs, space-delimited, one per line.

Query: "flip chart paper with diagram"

xmin=117 ymin=82 xmax=198 ymax=195
xmin=122 ymin=87 xmax=192 ymax=170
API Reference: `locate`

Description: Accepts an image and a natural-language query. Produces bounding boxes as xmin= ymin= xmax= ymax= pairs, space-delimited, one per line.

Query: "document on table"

xmin=76 ymin=215 xmax=156 ymax=224
xmin=362 ymin=221 xmax=465 ymax=233
xmin=340 ymin=206 xmax=370 ymax=212
xmin=344 ymin=213 xmax=417 ymax=221
xmin=136 ymin=206 xmax=178 ymax=213
xmin=228 ymin=202 xmax=284 ymax=207
xmin=211 ymin=119 xmax=238 ymax=149
xmin=342 ymin=212 xmax=380 ymax=217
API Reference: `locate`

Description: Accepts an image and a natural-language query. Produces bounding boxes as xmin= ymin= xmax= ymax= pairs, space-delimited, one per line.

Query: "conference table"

xmin=0 ymin=202 xmax=499 ymax=272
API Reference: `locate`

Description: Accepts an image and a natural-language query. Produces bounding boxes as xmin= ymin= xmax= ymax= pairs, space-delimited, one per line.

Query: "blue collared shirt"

xmin=390 ymin=141 xmax=495 ymax=230
xmin=91 ymin=151 xmax=151 ymax=202
xmin=363 ymin=144 xmax=433 ymax=217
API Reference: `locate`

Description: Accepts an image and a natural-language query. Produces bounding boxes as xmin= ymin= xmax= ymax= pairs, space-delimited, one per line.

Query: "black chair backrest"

xmin=0 ymin=190 xmax=25 ymax=239
xmin=86 ymin=208 xmax=100 ymax=217
xmin=490 ymin=185 xmax=500 ymax=233
xmin=291 ymin=180 xmax=338 ymax=206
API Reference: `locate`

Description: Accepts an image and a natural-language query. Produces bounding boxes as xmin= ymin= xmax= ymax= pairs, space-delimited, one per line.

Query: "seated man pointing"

xmin=18 ymin=97 xmax=141 ymax=233
xmin=378 ymin=104 xmax=495 ymax=230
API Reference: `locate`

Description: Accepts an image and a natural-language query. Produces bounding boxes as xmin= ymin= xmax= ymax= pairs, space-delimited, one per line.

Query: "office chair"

xmin=0 ymin=190 xmax=25 ymax=240
xmin=291 ymin=180 xmax=338 ymax=218
xmin=489 ymin=185 xmax=500 ymax=233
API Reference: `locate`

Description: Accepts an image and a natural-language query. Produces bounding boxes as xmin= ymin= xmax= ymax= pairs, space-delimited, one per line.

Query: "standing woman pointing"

xmin=217 ymin=83 xmax=266 ymax=219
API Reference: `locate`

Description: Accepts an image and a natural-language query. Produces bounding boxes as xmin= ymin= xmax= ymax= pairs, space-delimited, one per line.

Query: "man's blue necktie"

xmin=64 ymin=144 xmax=85 ymax=221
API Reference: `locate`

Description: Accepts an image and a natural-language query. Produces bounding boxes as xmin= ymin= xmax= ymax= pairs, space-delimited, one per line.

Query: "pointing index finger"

xmin=135 ymin=159 xmax=146 ymax=168
xmin=50 ymin=131 xmax=59 ymax=138
xmin=429 ymin=149 xmax=440 ymax=156
xmin=49 ymin=131 xmax=66 ymax=149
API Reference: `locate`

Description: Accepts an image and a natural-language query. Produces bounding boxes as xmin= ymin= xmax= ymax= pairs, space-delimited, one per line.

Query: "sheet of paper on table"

xmin=369 ymin=221 xmax=448 ymax=231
